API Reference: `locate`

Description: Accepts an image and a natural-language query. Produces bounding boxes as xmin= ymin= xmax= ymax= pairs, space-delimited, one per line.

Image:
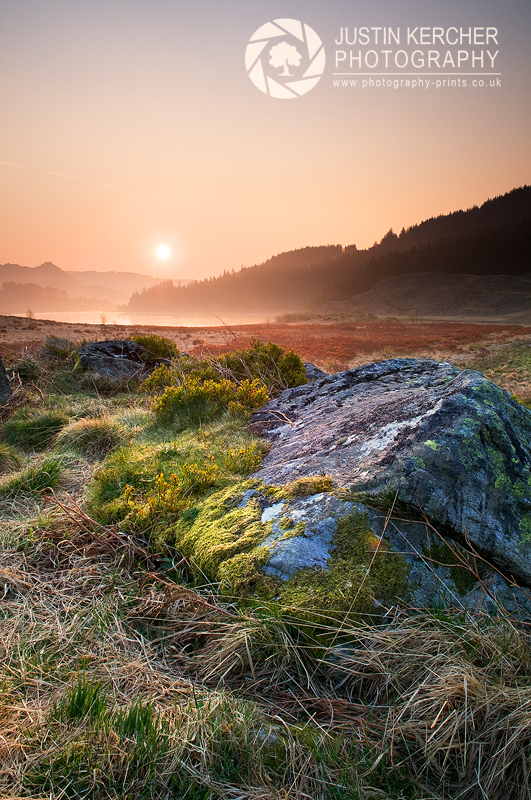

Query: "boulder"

xmin=75 ymin=339 xmax=170 ymax=380
xmin=167 ymin=359 xmax=531 ymax=620
xmin=245 ymin=358 xmax=531 ymax=609
xmin=0 ymin=355 xmax=10 ymax=404
xmin=304 ymin=362 xmax=327 ymax=382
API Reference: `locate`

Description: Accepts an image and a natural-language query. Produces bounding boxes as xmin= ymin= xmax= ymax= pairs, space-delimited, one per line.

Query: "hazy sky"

xmin=0 ymin=0 xmax=530 ymax=279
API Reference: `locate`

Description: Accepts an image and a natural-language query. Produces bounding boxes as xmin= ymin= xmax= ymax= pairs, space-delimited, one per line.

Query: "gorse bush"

xmin=41 ymin=335 xmax=77 ymax=361
xmin=142 ymin=339 xmax=307 ymax=399
xmin=224 ymin=442 xmax=266 ymax=474
xmin=152 ymin=376 xmax=268 ymax=428
xmin=3 ymin=408 xmax=69 ymax=451
xmin=219 ymin=338 xmax=307 ymax=395
xmin=13 ymin=358 xmax=41 ymax=382
xmin=131 ymin=333 xmax=178 ymax=360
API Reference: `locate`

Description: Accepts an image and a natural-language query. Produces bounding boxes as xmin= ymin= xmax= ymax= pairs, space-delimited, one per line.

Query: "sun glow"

xmin=156 ymin=244 xmax=171 ymax=259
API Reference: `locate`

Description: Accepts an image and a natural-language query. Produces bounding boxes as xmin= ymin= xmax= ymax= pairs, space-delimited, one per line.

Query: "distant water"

xmin=26 ymin=310 xmax=279 ymax=327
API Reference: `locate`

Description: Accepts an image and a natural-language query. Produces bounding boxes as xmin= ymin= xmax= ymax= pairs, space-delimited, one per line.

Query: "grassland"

xmin=0 ymin=325 xmax=530 ymax=799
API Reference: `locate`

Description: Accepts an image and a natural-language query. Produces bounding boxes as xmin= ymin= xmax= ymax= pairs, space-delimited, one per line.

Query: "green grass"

xmin=0 ymin=442 xmax=23 ymax=473
xmin=3 ymin=408 xmax=69 ymax=450
xmin=0 ymin=455 xmax=62 ymax=498
xmin=56 ymin=415 xmax=129 ymax=459
xmin=0 ymin=337 xmax=529 ymax=800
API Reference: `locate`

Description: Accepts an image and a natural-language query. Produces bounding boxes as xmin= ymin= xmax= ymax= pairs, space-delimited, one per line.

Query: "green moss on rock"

xmin=270 ymin=476 xmax=334 ymax=500
xmin=165 ymin=480 xmax=275 ymax=595
xmin=279 ymin=511 xmax=411 ymax=619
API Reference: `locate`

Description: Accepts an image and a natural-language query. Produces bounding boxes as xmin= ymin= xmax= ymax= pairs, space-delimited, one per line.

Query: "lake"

xmin=27 ymin=310 xmax=280 ymax=327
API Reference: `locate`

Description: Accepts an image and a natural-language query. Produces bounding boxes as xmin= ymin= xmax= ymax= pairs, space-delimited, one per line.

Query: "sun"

xmin=156 ymin=244 xmax=171 ymax=260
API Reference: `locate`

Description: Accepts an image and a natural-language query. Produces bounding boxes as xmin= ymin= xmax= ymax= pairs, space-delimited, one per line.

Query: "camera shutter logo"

xmin=245 ymin=19 xmax=325 ymax=98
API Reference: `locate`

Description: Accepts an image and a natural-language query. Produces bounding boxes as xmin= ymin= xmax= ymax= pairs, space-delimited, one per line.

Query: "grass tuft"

xmin=0 ymin=442 xmax=23 ymax=474
xmin=0 ymin=455 xmax=63 ymax=498
xmin=56 ymin=415 xmax=128 ymax=459
xmin=3 ymin=408 xmax=69 ymax=451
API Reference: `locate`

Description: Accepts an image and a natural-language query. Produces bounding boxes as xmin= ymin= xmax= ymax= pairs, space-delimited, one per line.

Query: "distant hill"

xmin=66 ymin=270 xmax=163 ymax=302
xmin=0 ymin=262 xmax=166 ymax=308
xmin=0 ymin=262 xmax=86 ymax=294
xmin=0 ymin=282 xmax=115 ymax=314
xmin=315 ymin=217 xmax=531 ymax=306
xmin=127 ymin=185 xmax=531 ymax=313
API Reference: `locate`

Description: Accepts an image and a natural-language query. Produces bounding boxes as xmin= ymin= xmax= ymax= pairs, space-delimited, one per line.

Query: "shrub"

xmin=131 ymin=334 xmax=178 ymax=360
xmin=142 ymin=340 xmax=307 ymax=399
xmin=56 ymin=416 xmax=128 ymax=459
xmin=41 ymin=335 xmax=76 ymax=361
xmin=3 ymin=409 xmax=69 ymax=451
xmin=218 ymin=339 xmax=307 ymax=396
xmin=152 ymin=376 xmax=268 ymax=428
xmin=13 ymin=359 xmax=41 ymax=382
xmin=140 ymin=357 xmax=217 ymax=395
xmin=224 ymin=442 xmax=267 ymax=474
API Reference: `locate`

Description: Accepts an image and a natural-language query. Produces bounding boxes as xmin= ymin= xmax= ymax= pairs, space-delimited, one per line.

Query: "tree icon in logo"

xmin=245 ymin=19 xmax=325 ymax=99
xmin=269 ymin=42 xmax=302 ymax=76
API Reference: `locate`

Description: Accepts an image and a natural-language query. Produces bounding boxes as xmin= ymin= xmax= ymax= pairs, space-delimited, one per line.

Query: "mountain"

xmin=127 ymin=185 xmax=531 ymax=314
xmin=0 ymin=262 xmax=86 ymax=294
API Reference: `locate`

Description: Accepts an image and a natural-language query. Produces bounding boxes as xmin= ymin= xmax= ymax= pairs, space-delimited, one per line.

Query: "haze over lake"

xmin=24 ymin=311 xmax=279 ymax=327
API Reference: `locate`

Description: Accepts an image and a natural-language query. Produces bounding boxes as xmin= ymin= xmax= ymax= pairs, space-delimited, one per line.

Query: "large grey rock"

xmin=304 ymin=362 xmax=327 ymax=382
xmin=250 ymin=359 xmax=531 ymax=588
xmin=234 ymin=486 xmax=531 ymax=620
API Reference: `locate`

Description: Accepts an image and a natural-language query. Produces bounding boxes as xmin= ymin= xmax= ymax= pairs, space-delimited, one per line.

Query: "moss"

xmin=278 ymin=521 xmax=306 ymax=540
xmin=217 ymin=551 xmax=276 ymax=596
xmin=279 ymin=511 xmax=411 ymax=620
xmin=165 ymin=481 xmax=276 ymax=595
xmin=424 ymin=440 xmax=439 ymax=451
xmin=270 ymin=475 xmax=334 ymax=499
xmin=519 ymin=516 xmax=531 ymax=546
xmin=279 ymin=515 xmax=294 ymax=530
xmin=411 ymin=456 xmax=425 ymax=470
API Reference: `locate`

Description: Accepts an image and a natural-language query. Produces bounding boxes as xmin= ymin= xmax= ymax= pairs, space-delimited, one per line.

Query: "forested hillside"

xmin=126 ymin=186 xmax=531 ymax=313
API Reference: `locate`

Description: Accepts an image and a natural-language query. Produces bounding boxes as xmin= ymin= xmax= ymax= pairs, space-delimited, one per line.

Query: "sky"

xmin=0 ymin=0 xmax=530 ymax=280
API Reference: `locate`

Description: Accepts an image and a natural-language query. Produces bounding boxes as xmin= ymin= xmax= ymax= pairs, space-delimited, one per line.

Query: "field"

xmin=3 ymin=314 xmax=531 ymax=399
xmin=0 ymin=315 xmax=530 ymax=799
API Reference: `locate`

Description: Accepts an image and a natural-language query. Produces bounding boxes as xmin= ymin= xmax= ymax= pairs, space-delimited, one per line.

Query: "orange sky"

xmin=0 ymin=0 xmax=530 ymax=279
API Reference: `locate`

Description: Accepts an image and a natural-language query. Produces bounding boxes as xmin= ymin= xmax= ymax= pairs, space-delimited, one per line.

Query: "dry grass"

xmin=0 ymin=331 xmax=530 ymax=798
xmin=0 ymin=493 xmax=530 ymax=798
xmin=328 ymin=614 xmax=531 ymax=799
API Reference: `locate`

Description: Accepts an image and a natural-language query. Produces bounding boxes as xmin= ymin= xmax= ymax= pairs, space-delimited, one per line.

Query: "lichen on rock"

xmin=250 ymin=358 xmax=531 ymax=592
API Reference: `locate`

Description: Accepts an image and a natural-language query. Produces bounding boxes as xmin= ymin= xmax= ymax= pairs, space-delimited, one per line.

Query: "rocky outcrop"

xmin=248 ymin=359 xmax=531 ymax=604
xmin=74 ymin=339 xmax=170 ymax=380
xmin=0 ymin=355 xmax=10 ymax=404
